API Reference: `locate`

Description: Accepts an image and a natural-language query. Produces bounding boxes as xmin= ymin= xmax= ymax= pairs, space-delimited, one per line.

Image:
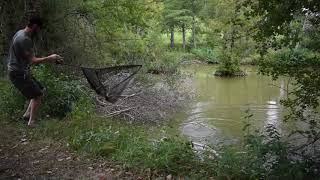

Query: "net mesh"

xmin=81 ymin=65 xmax=142 ymax=103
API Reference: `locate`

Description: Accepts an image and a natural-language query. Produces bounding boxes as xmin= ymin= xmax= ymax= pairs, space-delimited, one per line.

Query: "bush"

xmin=0 ymin=65 xmax=94 ymax=120
xmin=0 ymin=79 xmax=26 ymax=118
xmin=191 ymin=48 xmax=218 ymax=63
xmin=33 ymin=65 xmax=94 ymax=119
xmin=214 ymin=50 xmax=247 ymax=76
xmin=146 ymin=51 xmax=183 ymax=74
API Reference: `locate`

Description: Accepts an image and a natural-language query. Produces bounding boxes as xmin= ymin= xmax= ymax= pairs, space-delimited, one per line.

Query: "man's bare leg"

xmin=23 ymin=101 xmax=31 ymax=118
xmin=28 ymin=95 xmax=42 ymax=127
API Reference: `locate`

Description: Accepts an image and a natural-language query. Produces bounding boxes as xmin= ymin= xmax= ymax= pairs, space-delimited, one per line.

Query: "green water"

xmin=179 ymin=65 xmax=289 ymax=145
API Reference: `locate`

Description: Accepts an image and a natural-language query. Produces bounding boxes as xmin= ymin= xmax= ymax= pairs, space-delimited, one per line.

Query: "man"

xmin=7 ymin=16 xmax=63 ymax=127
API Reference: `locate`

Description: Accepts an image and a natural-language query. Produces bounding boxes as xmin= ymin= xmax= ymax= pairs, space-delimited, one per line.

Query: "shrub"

xmin=0 ymin=79 xmax=26 ymax=118
xmin=214 ymin=50 xmax=247 ymax=76
xmin=33 ymin=65 xmax=94 ymax=119
xmin=0 ymin=65 xmax=94 ymax=120
xmin=146 ymin=51 xmax=183 ymax=74
xmin=191 ymin=48 xmax=218 ymax=63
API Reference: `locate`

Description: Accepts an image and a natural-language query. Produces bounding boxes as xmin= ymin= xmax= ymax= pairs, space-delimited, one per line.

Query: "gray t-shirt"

xmin=7 ymin=30 xmax=34 ymax=72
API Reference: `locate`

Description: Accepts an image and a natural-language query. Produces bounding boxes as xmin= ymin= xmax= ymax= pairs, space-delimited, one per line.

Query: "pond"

xmin=179 ymin=64 xmax=289 ymax=146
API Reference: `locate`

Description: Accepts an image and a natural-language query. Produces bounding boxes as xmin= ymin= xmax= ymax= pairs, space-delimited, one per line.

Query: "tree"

xmin=163 ymin=0 xmax=204 ymax=49
xmin=204 ymin=0 xmax=256 ymax=76
xmin=246 ymin=0 xmax=320 ymax=43
xmin=179 ymin=0 xmax=203 ymax=49
xmin=163 ymin=0 xmax=190 ymax=49
xmin=247 ymin=0 xmax=320 ymax=154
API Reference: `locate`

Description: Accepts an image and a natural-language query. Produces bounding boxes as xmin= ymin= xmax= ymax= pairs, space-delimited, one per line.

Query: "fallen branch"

xmin=120 ymin=91 xmax=142 ymax=98
xmin=106 ymin=107 xmax=135 ymax=117
xmin=96 ymin=97 xmax=110 ymax=106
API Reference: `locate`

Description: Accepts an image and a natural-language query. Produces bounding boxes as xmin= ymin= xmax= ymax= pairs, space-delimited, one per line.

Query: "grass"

xmin=2 ymin=112 xmax=315 ymax=179
xmin=0 ymin=110 xmax=218 ymax=178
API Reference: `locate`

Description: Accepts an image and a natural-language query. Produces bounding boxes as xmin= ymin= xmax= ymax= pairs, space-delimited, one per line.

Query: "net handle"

xmin=57 ymin=63 xmax=82 ymax=68
xmin=58 ymin=63 xmax=142 ymax=70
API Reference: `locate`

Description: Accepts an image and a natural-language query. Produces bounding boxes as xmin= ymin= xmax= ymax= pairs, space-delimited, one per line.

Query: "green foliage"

xmin=0 ymin=79 xmax=26 ymax=118
xmin=259 ymin=49 xmax=320 ymax=144
xmin=40 ymin=0 xmax=103 ymax=66
xmin=163 ymin=0 xmax=192 ymax=29
xmin=247 ymin=0 xmax=320 ymax=172
xmin=191 ymin=48 xmax=218 ymax=63
xmin=70 ymin=126 xmax=116 ymax=154
xmin=203 ymin=0 xmax=258 ymax=76
xmin=150 ymin=139 xmax=198 ymax=173
xmin=67 ymin=111 xmax=319 ymax=179
xmin=33 ymin=65 xmax=94 ymax=119
xmin=214 ymin=50 xmax=245 ymax=76
xmin=69 ymin=125 xmax=201 ymax=175
xmin=163 ymin=0 xmax=202 ymax=28
xmin=0 ymin=57 xmax=6 ymax=76
xmin=206 ymin=111 xmax=318 ymax=179
xmin=0 ymin=65 xmax=94 ymax=120
xmin=147 ymin=51 xmax=183 ymax=74
xmin=246 ymin=0 xmax=320 ymax=43
xmin=163 ymin=0 xmax=203 ymax=28
xmin=2 ymin=0 xmax=320 ymax=178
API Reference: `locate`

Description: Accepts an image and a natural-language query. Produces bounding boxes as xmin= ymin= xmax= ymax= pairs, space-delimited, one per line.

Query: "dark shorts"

xmin=8 ymin=71 xmax=44 ymax=100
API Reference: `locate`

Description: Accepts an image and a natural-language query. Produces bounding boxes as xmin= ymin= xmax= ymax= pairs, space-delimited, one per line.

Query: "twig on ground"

xmin=96 ymin=97 xmax=109 ymax=106
xmin=106 ymin=107 xmax=135 ymax=117
xmin=119 ymin=91 xmax=142 ymax=98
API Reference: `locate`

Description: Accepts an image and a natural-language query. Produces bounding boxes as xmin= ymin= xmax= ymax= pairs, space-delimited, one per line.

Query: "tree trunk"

xmin=182 ymin=24 xmax=186 ymax=50
xmin=170 ymin=27 xmax=174 ymax=49
xmin=192 ymin=16 xmax=196 ymax=49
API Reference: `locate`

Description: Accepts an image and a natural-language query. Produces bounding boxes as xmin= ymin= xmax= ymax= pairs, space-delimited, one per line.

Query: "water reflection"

xmin=266 ymin=103 xmax=280 ymax=130
xmin=180 ymin=65 xmax=286 ymax=145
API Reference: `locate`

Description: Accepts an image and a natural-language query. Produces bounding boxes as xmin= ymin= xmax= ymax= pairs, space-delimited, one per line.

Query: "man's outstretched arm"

xmin=20 ymin=38 xmax=63 ymax=65
xmin=31 ymin=54 xmax=63 ymax=65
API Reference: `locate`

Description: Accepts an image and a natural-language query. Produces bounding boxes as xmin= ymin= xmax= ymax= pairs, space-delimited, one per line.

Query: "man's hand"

xmin=47 ymin=54 xmax=64 ymax=64
xmin=47 ymin=54 xmax=63 ymax=62
xmin=31 ymin=54 xmax=64 ymax=65
xmin=55 ymin=58 xmax=64 ymax=64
